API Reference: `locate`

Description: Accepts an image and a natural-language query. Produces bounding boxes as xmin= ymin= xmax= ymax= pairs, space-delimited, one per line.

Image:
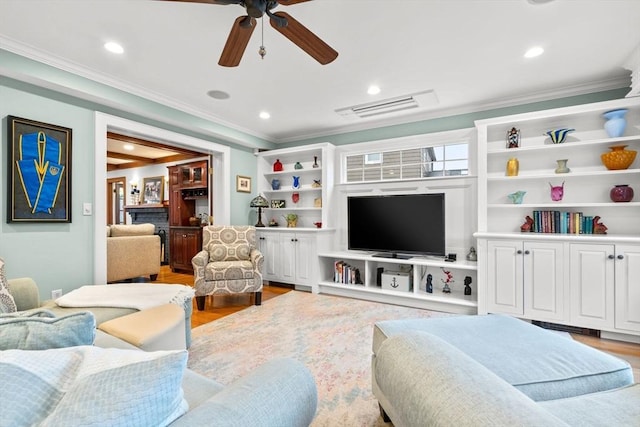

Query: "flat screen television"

xmin=347 ymin=193 xmax=445 ymax=259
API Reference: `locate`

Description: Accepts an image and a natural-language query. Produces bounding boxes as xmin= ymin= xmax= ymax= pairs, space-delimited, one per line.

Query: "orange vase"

xmin=601 ymin=145 xmax=637 ymax=170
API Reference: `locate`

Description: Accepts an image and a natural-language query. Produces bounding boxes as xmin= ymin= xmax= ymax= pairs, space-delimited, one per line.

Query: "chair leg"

xmin=254 ymin=291 xmax=262 ymax=306
xmin=379 ymin=403 xmax=391 ymax=423
xmin=150 ymin=274 xmax=158 ymax=281
xmin=196 ymin=296 xmax=206 ymax=311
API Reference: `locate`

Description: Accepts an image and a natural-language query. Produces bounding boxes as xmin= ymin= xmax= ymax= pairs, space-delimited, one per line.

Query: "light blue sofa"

xmin=4 ymin=278 xmax=318 ymax=426
xmin=372 ymin=314 xmax=639 ymax=426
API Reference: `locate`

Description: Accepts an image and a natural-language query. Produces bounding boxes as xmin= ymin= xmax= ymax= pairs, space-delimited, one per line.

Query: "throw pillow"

xmin=0 ymin=257 xmax=18 ymax=313
xmin=208 ymin=243 xmax=251 ymax=262
xmin=0 ymin=310 xmax=96 ymax=350
xmin=0 ymin=346 xmax=188 ymax=427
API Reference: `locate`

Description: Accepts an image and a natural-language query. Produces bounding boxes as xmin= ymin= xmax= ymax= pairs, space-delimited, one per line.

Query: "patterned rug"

xmin=188 ymin=291 xmax=454 ymax=426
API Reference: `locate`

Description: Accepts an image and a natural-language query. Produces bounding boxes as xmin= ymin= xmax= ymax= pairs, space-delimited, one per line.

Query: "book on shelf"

xmin=333 ymin=260 xmax=362 ymax=285
xmin=529 ymin=210 xmax=596 ymax=234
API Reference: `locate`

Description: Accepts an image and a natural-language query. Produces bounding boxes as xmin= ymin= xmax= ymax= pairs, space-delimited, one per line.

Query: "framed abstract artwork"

xmin=7 ymin=116 xmax=72 ymax=223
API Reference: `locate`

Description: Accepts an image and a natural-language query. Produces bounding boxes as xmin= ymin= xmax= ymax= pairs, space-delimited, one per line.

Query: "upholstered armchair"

xmin=191 ymin=225 xmax=264 ymax=311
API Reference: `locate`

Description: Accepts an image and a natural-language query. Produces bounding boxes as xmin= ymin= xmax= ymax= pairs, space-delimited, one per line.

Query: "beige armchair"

xmin=191 ymin=225 xmax=264 ymax=311
xmin=107 ymin=224 xmax=161 ymax=283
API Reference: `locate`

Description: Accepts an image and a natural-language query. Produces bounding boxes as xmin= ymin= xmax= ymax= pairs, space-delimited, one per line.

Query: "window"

xmin=345 ymin=143 xmax=468 ymax=183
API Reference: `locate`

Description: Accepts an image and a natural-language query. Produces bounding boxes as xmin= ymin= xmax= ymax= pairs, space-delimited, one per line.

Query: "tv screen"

xmin=347 ymin=193 xmax=445 ymax=258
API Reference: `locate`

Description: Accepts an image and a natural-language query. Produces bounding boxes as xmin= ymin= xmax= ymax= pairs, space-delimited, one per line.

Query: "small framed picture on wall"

xmin=236 ymin=175 xmax=251 ymax=193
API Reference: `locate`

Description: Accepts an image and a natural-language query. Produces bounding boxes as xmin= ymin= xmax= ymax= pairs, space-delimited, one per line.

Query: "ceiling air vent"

xmin=336 ymin=90 xmax=438 ymax=119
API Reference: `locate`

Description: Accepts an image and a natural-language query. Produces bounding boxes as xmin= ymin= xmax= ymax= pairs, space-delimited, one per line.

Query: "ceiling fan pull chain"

xmin=259 ymin=16 xmax=267 ymax=59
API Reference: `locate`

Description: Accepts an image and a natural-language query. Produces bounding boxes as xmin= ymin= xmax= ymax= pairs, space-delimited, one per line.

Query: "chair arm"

xmin=250 ymin=248 xmax=264 ymax=271
xmin=6 ymin=277 xmax=41 ymax=311
xmin=191 ymin=250 xmax=209 ymax=268
xmin=170 ymin=358 xmax=317 ymax=427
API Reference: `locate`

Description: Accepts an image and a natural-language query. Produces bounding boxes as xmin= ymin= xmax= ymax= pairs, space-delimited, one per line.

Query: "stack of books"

xmin=333 ymin=260 xmax=363 ymax=285
xmin=529 ymin=210 xmax=596 ymax=234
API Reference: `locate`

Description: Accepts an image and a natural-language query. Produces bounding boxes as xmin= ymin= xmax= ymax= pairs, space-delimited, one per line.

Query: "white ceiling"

xmin=1 ymin=0 xmax=640 ymax=145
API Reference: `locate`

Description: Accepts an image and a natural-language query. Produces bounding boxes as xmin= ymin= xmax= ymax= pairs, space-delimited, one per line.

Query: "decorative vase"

xmin=312 ymin=156 xmax=319 ymax=168
xmin=506 ymin=158 xmax=519 ymax=176
xmin=555 ymin=159 xmax=570 ymax=174
xmin=294 ymin=161 xmax=303 ymax=170
xmin=508 ymin=191 xmax=526 ymax=204
xmin=601 ymin=145 xmax=637 ymax=170
xmin=271 ymin=178 xmax=280 ymax=190
xmin=292 ymin=176 xmax=301 ymax=189
xmin=603 ymin=108 xmax=628 ymax=138
xmin=545 ymin=128 xmax=575 ymax=144
xmin=610 ymin=184 xmax=634 ymax=202
xmin=292 ymin=192 xmax=300 ymax=204
xmin=273 ymin=159 xmax=283 ymax=172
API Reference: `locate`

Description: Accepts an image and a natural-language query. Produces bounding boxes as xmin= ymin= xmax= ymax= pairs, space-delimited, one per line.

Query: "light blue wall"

xmin=0 ymin=77 xmax=261 ymax=299
xmin=1 ymin=84 xmax=96 ymax=295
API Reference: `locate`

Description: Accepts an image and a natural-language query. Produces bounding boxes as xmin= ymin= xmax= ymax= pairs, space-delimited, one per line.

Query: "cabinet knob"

xmin=608 ymin=254 xmax=615 ymax=259
xmin=524 ymin=250 xmax=530 ymax=255
xmin=516 ymin=250 xmax=523 ymax=255
xmin=617 ymin=254 xmax=624 ymax=260
xmin=183 ymin=234 xmax=187 ymax=238
xmin=259 ymin=237 xmax=265 ymax=240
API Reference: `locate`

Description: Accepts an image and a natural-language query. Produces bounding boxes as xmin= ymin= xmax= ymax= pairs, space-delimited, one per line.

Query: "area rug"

xmin=187 ymin=291 xmax=455 ymax=426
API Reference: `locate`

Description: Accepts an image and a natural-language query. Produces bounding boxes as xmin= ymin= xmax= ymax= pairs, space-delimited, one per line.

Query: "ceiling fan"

xmin=162 ymin=0 xmax=338 ymax=67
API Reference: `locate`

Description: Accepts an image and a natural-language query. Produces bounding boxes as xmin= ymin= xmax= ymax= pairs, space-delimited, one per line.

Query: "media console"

xmin=317 ymin=251 xmax=478 ymax=315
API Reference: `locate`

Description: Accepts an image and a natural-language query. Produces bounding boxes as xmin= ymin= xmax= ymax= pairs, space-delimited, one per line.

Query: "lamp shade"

xmin=250 ymin=195 xmax=269 ymax=208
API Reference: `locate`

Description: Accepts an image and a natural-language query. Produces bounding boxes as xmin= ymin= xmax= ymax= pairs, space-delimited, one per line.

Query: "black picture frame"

xmin=7 ymin=116 xmax=72 ymax=223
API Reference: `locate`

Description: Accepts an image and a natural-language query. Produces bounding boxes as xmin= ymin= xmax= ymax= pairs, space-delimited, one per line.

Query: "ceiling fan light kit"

xmin=164 ymin=0 xmax=338 ymax=67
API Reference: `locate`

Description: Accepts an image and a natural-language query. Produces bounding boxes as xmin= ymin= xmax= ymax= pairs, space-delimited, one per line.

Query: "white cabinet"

xmin=476 ymin=97 xmax=640 ymax=339
xmin=317 ymin=251 xmax=478 ymax=315
xmin=615 ymin=244 xmax=640 ymax=333
xmin=569 ymin=243 xmax=615 ymax=330
xmin=569 ymin=243 xmax=640 ymax=333
xmin=257 ymin=229 xmax=327 ymax=288
xmin=487 ymin=239 xmax=565 ymax=322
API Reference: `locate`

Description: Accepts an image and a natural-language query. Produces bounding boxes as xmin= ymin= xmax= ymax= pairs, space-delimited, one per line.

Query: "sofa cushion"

xmin=373 ymin=314 xmax=634 ymax=401
xmin=207 ymin=243 xmax=251 ymax=262
xmin=0 ymin=257 xmax=18 ymax=313
xmin=0 ymin=309 xmax=96 ymax=350
xmin=109 ymin=223 xmax=155 ymax=237
xmin=205 ymin=260 xmax=255 ymax=281
xmin=0 ymin=346 xmax=188 ymax=427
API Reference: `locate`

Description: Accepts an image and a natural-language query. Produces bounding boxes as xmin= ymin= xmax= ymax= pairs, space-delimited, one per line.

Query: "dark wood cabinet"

xmin=179 ymin=160 xmax=208 ymax=188
xmin=168 ymin=166 xmax=193 ymax=226
xmin=169 ymin=227 xmax=202 ymax=273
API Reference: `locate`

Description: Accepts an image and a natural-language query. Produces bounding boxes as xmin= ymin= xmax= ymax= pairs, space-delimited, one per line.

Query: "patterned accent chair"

xmin=191 ymin=225 xmax=264 ymax=311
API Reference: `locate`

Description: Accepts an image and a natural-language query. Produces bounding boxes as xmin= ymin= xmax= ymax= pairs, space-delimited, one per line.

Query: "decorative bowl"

xmin=601 ymin=145 xmax=637 ymax=170
xmin=545 ymin=128 xmax=575 ymax=144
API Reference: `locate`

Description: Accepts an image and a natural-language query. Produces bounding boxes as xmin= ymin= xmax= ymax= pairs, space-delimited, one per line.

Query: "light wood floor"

xmin=155 ymin=265 xmax=640 ymax=381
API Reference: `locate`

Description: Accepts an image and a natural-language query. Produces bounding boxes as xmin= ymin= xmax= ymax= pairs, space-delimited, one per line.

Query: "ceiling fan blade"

xmin=219 ymin=16 xmax=256 ymax=67
xmin=277 ymin=0 xmax=312 ymax=5
xmin=269 ymin=11 xmax=338 ymax=65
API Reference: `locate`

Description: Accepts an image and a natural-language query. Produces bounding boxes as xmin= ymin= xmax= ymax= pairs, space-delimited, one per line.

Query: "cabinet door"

xmin=279 ymin=232 xmax=297 ymax=283
xmin=257 ymin=232 xmax=279 ymax=281
xmin=524 ymin=241 xmax=565 ymax=322
xmin=170 ymin=228 xmax=201 ymax=272
xmin=294 ymin=233 xmax=317 ymax=285
xmin=191 ymin=161 xmax=207 ymax=187
xmin=487 ymin=240 xmax=523 ymax=315
xmin=569 ymin=243 xmax=615 ymax=330
xmin=614 ymin=244 xmax=640 ymax=333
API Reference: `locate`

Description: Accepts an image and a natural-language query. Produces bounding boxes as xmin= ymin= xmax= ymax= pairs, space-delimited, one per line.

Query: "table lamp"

xmin=250 ymin=194 xmax=269 ymax=227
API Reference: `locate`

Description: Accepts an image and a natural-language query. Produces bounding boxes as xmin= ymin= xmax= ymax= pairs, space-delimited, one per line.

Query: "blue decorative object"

xmin=545 ymin=128 xmax=575 ymax=144
xmin=292 ymin=176 xmax=301 ymax=189
xmin=271 ymin=178 xmax=280 ymax=190
xmin=508 ymin=190 xmax=526 ymax=204
xmin=603 ymin=109 xmax=628 ymax=138
xmin=426 ymin=274 xmax=433 ymax=293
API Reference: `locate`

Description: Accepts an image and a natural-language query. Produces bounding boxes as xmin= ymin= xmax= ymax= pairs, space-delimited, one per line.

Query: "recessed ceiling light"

xmin=367 ymin=85 xmax=381 ymax=95
xmin=123 ymin=144 xmax=134 ymax=151
xmin=524 ymin=46 xmax=544 ymax=58
xmin=207 ymin=90 xmax=230 ymax=100
xmin=259 ymin=111 xmax=271 ymax=120
xmin=104 ymin=41 xmax=124 ymax=54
